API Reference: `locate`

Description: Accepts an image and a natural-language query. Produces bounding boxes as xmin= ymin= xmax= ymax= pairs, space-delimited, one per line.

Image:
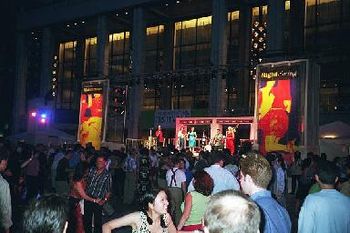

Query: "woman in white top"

xmin=102 ymin=189 xmax=176 ymax=233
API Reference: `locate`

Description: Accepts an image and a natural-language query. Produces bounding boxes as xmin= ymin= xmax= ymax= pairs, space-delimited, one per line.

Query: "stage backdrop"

xmin=255 ymin=60 xmax=320 ymax=155
xmin=78 ymin=80 xmax=108 ymax=150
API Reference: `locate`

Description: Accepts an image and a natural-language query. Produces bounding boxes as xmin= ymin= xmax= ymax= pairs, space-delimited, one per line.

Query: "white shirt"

xmin=188 ymin=164 xmax=240 ymax=194
xmin=0 ymin=174 xmax=12 ymax=230
xmin=166 ymin=167 xmax=186 ymax=188
xmin=298 ymin=189 xmax=350 ymax=233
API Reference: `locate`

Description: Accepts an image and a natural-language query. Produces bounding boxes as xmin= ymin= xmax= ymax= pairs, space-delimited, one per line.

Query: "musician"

xmin=212 ymin=128 xmax=224 ymax=151
xmin=177 ymin=127 xmax=186 ymax=150
xmin=201 ymin=130 xmax=208 ymax=147
xmin=187 ymin=127 xmax=197 ymax=152
xmin=155 ymin=125 xmax=164 ymax=148
xmin=225 ymin=126 xmax=238 ymax=156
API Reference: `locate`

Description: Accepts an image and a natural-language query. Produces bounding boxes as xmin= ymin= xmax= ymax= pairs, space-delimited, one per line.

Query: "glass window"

xmin=172 ymin=16 xmax=211 ymax=109
xmin=227 ymin=11 xmax=240 ymax=63
xmin=108 ymin=31 xmax=130 ymax=75
xmin=174 ymin=16 xmax=212 ymax=69
xmin=84 ymin=37 xmax=98 ymax=77
xmin=305 ymin=0 xmax=344 ymax=50
xmin=56 ymin=41 xmax=79 ymax=110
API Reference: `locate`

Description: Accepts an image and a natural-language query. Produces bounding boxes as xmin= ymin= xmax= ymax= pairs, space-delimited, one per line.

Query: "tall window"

xmin=56 ymin=41 xmax=78 ymax=110
xmin=227 ymin=11 xmax=240 ymax=63
xmin=305 ymin=0 xmax=344 ymax=50
xmin=174 ymin=16 xmax=212 ymax=69
xmin=171 ymin=16 xmax=211 ymax=109
xmin=143 ymin=25 xmax=164 ymax=110
xmin=84 ymin=37 xmax=97 ymax=77
xmin=109 ymin=31 xmax=130 ymax=76
xmin=145 ymin=25 xmax=164 ymax=73
xmin=305 ymin=0 xmax=350 ymax=114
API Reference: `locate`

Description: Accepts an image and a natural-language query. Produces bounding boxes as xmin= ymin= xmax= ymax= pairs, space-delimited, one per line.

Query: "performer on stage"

xmin=155 ymin=125 xmax=164 ymax=149
xmin=177 ymin=126 xmax=186 ymax=150
xmin=225 ymin=125 xmax=238 ymax=156
xmin=187 ymin=127 xmax=197 ymax=152
xmin=212 ymin=128 xmax=224 ymax=151
xmin=201 ymin=130 xmax=208 ymax=148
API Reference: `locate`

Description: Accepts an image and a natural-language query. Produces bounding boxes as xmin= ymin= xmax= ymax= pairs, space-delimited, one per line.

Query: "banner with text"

xmin=154 ymin=109 xmax=191 ymax=128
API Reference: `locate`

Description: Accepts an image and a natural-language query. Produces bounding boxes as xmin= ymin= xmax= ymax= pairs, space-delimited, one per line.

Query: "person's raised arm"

xmin=102 ymin=212 xmax=140 ymax=233
xmin=177 ymin=192 xmax=192 ymax=230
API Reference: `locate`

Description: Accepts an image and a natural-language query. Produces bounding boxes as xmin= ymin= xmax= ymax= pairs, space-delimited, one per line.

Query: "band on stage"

xmin=147 ymin=124 xmax=241 ymax=155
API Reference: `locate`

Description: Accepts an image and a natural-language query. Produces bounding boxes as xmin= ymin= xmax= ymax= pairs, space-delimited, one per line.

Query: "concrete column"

xmin=40 ymin=27 xmax=54 ymax=98
xmin=128 ymin=7 xmax=145 ymax=138
xmin=97 ymin=15 xmax=109 ymax=78
xmin=238 ymin=4 xmax=252 ymax=113
xmin=266 ymin=0 xmax=285 ymax=56
xmin=289 ymin=0 xmax=305 ymax=54
xmin=209 ymin=0 xmax=227 ymax=116
xmin=12 ymin=32 xmax=28 ymax=133
xmin=160 ymin=21 xmax=174 ymax=109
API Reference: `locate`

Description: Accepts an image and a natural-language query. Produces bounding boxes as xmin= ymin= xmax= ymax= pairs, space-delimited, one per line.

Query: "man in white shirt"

xmin=0 ymin=148 xmax=12 ymax=233
xmin=166 ymin=157 xmax=186 ymax=225
xmin=298 ymin=160 xmax=350 ymax=233
xmin=189 ymin=152 xmax=239 ymax=194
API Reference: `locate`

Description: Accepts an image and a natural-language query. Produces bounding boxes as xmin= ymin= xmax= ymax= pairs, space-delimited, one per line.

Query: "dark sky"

xmin=0 ymin=0 xmax=17 ymax=135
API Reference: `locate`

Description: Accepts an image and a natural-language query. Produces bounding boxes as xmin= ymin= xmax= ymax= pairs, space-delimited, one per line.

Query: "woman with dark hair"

xmin=68 ymin=162 xmax=99 ymax=233
xmin=177 ymin=170 xmax=214 ymax=231
xmin=102 ymin=189 xmax=176 ymax=233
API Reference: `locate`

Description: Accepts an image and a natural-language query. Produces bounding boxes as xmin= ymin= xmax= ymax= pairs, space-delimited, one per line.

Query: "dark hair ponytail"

xmin=138 ymin=190 xmax=168 ymax=228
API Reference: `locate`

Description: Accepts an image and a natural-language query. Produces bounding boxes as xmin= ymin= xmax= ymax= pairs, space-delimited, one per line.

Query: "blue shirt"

xmin=251 ymin=190 xmax=291 ymax=233
xmin=298 ymin=189 xmax=350 ymax=233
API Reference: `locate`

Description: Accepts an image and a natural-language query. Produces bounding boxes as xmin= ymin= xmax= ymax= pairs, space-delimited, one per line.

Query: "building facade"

xmin=13 ymin=0 xmax=350 ymax=141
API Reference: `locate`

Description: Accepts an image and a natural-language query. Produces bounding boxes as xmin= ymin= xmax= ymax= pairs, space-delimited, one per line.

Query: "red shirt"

xmin=155 ymin=129 xmax=164 ymax=142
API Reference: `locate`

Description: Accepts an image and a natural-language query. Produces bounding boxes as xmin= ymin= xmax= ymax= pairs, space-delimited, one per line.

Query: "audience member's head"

xmin=193 ymin=170 xmax=214 ymax=196
xmin=203 ymin=190 xmax=260 ymax=233
xmin=316 ymin=160 xmax=338 ymax=187
xmin=72 ymin=162 xmax=89 ymax=182
xmin=211 ymin=151 xmax=225 ymax=166
xmin=239 ymin=152 xmax=272 ymax=195
xmin=0 ymin=147 xmax=9 ymax=172
xmin=23 ymin=194 xmax=68 ymax=233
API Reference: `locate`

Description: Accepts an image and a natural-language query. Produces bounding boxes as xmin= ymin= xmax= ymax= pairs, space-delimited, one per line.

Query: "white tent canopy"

xmin=7 ymin=128 xmax=76 ymax=145
xmin=320 ymin=121 xmax=350 ymax=139
xmin=319 ymin=121 xmax=350 ymax=160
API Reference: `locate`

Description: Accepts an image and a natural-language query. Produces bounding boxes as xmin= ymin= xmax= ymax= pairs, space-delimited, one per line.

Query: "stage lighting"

xmin=31 ymin=112 xmax=37 ymax=117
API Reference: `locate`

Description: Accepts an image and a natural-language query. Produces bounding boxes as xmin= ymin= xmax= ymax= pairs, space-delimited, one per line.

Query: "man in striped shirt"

xmin=84 ymin=155 xmax=112 ymax=233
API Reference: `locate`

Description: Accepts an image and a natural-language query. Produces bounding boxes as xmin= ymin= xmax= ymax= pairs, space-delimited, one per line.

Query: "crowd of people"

xmin=0 ymin=137 xmax=350 ymax=233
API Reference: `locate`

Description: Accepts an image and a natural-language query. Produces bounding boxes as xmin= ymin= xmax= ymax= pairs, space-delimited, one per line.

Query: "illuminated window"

xmin=108 ymin=31 xmax=130 ymax=75
xmin=56 ymin=41 xmax=78 ymax=110
xmin=173 ymin=16 xmax=212 ymax=109
xmin=174 ymin=16 xmax=212 ymax=69
xmin=227 ymin=11 xmax=240 ymax=63
xmin=143 ymin=25 xmax=164 ymax=111
xmin=305 ymin=0 xmax=344 ymax=50
xmin=84 ymin=37 xmax=98 ymax=77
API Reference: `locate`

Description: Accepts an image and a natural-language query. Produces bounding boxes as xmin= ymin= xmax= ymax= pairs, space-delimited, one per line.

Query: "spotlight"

xmin=40 ymin=118 xmax=46 ymax=124
xmin=31 ymin=112 xmax=37 ymax=117
xmin=41 ymin=113 xmax=47 ymax=118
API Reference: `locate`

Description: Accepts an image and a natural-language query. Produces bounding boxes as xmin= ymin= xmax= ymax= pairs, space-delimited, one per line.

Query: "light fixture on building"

xmin=125 ymin=11 xmax=128 ymax=15
xmin=176 ymin=0 xmax=180 ymax=4
xmin=74 ymin=22 xmax=78 ymax=26
xmin=81 ymin=21 xmax=85 ymax=24
xmin=66 ymin=24 xmax=70 ymax=27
